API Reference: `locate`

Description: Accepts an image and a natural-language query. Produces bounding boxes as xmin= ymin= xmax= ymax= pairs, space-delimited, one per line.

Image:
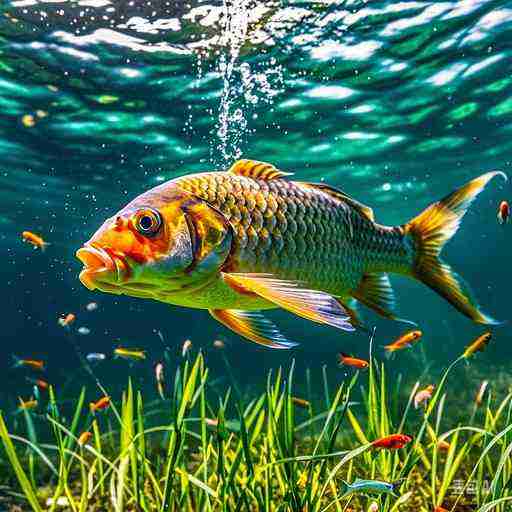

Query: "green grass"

xmin=0 ymin=341 xmax=511 ymax=512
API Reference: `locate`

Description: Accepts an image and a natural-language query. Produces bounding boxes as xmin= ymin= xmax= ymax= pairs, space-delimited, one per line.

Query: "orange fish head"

xmin=76 ymin=183 xmax=233 ymax=299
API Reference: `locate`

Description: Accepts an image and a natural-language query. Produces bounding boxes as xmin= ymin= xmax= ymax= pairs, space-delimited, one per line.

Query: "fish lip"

xmin=76 ymin=244 xmax=119 ymax=290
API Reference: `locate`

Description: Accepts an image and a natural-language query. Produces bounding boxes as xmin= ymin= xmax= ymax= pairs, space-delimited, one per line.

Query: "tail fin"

xmin=404 ymin=171 xmax=507 ymax=325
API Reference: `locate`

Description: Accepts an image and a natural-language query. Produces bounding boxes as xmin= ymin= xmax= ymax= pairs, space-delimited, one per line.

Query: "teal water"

xmin=0 ymin=0 xmax=511 ymax=409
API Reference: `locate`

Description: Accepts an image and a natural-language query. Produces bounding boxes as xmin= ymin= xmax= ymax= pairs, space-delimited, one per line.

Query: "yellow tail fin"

xmin=405 ymin=171 xmax=507 ymax=325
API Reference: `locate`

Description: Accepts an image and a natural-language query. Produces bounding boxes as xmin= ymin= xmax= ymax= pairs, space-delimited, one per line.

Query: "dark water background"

xmin=0 ymin=0 xmax=511 ymax=418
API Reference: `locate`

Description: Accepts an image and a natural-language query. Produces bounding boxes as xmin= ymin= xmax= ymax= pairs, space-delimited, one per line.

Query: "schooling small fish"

xmin=340 ymin=478 xmax=398 ymax=498
xmin=58 ymin=313 xmax=76 ymax=328
xmin=497 ymin=200 xmax=509 ymax=225
xmin=414 ymin=384 xmax=435 ymax=409
xmin=338 ymin=352 xmax=369 ymax=369
xmin=86 ymin=352 xmax=106 ymax=363
xmin=18 ymin=397 xmax=38 ymax=410
xmin=77 ymin=431 xmax=93 ymax=446
xmin=475 ymin=380 xmax=489 ymax=406
xmin=76 ymin=162 xmax=504 ymax=349
xmin=463 ymin=332 xmax=492 ymax=359
xmin=384 ymin=330 xmax=422 ymax=353
xmin=86 ymin=302 xmax=98 ymax=311
xmin=114 ymin=347 xmax=146 ymax=361
xmin=12 ymin=356 xmax=45 ymax=371
xmin=90 ymin=396 xmax=110 ymax=413
xmin=291 ymin=397 xmax=311 ymax=409
xmin=22 ymin=231 xmax=49 ymax=251
xmin=182 ymin=339 xmax=192 ymax=357
xmin=372 ymin=434 xmax=412 ymax=450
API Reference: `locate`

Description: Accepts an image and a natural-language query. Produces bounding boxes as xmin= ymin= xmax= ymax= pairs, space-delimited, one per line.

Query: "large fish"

xmin=76 ymin=159 xmax=505 ymax=348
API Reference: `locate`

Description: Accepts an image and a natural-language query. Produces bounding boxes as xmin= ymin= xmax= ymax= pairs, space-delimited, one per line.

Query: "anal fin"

xmin=210 ymin=309 xmax=298 ymax=349
xmin=352 ymin=273 xmax=416 ymax=325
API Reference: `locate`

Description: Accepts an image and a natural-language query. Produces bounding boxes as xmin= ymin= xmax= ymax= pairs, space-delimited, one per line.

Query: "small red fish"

xmin=338 ymin=353 xmax=369 ymax=369
xmin=437 ymin=440 xmax=450 ymax=452
xmin=89 ymin=396 xmax=110 ymax=413
xmin=372 ymin=434 xmax=413 ymax=450
xmin=497 ymin=200 xmax=509 ymax=225
xmin=434 ymin=507 xmax=449 ymax=512
xmin=26 ymin=378 xmax=49 ymax=391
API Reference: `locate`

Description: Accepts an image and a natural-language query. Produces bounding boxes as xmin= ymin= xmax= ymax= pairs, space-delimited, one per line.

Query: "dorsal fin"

xmin=228 ymin=159 xmax=292 ymax=181
xmin=303 ymin=182 xmax=375 ymax=222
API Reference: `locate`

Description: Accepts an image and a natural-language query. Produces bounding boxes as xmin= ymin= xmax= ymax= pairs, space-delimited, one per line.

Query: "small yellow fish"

xmin=18 ymin=397 xmax=38 ymax=410
xmin=384 ymin=330 xmax=422 ymax=353
xmin=76 ymin=161 xmax=504 ymax=348
xmin=463 ymin=332 xmax=492 ymax=359
xmin=90 ymin=396 xmax=111 ymax=413
xmin=114 ymin=347 xmax=146 ymax=361
xmin=77 ymin=431 xmax=93 ymax=446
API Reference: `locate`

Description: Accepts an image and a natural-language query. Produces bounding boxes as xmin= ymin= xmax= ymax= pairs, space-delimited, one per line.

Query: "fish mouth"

xmin=76 ymin=244 xmax=125 ymax=291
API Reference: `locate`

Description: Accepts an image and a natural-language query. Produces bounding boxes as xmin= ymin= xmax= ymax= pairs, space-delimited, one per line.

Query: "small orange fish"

xmin=463 ymin=332 xmax=492 ymax=359
xmin=434 ymin=507 xmax=449 ymax=512
xmin=437 ymin=440 xmax=451 ymax=452
xmin=22 ymin=231 xmax=49 ymax=251
xmin=291 ymin=397 xmax=311 ymax=409
xmin=414 ymin=384 xmax=435 ymax=409
xmin=475 ymin=380 xmax=489 ymax=406
xmin=372 ymin=434 xmax=412 ymax=450
xmin=58 ymin=313 xmax=76 ymax=328
xmin=385 ymin=330 xmax=422 ymax=353
xmin=497 ymin=200 xmax=509 ymax=225
xmin=77 ymin=431 xmax=93 ymax=446
xmin=26 ymin=378 xmax=49 ymax=391
xmin=18 ymin=397 xmax=38 ymax=410
xmin=89 ymin=396 xmax=111 ymax=413
xmin=12 ymin=356 xmax=45 ymax=371
xmin=338 ymin=353 xmax=369 ymax=369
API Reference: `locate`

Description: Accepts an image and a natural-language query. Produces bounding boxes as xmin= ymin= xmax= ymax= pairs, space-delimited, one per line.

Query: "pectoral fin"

xmin=210 ymin=309 xmax=298 ymax=349
xmin=223 ymin=273 xmax=354 ymax=331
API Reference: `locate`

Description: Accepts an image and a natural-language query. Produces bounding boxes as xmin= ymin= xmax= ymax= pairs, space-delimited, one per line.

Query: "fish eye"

xmin=134 ymin=208 xmax=162 ymax=236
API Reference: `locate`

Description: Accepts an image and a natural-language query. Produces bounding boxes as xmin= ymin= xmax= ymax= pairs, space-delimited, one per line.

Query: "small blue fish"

xmin=86 ymin=352 xmax=106 ymax=363
xmin=340 ymin=478 xmax=398 ymax=497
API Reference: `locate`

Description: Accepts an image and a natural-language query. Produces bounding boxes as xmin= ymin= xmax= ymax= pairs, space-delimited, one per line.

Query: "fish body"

xmin=414 ymin=385 xmax=435 ymax=409
xmin=475 ymin=380 xmax=489 ymax=406
xmin=77 ymin=431 xmax=93 ymax=446
xmin=58 ymin=313 xmax=76 ymax=328
xmin=22 ymin=231 xmax=49 ymax=251
xmin=497 ymin=200 xmax=509 ymax=224
xmin=114 ymin=347 xmax=146 ymax=361
xmin=182 ymin=339 xmax=192 ymax=357
xmin=463 ymin=332 xmax=492 ymax=358
xmin=340 ymin=478 xmax=397 ymax=497
xmin=90 ymin=396 xmax=110 ymax=413
xmin=76 ymin=160 xmax=504 ymax=348
xmin=338 ymin=353 xmax=369 ymax=369
xmin=155 ymin=362 xmax=165 ymax=399
xmin=86 ymin=352 xmax=106 ymax=362
xmin=384 ymin=330 xmax=422 ymax=353
xmin=213 ymin=339 xmax=225 ymax=349
xmin=291 ymin=397 xmax=310 ymax=409
xmin=77 ymin=326 xmax=90 ymax=335
xmin=372 ymin=434 xmax=412 ymax=450
xmin=12 ymin=356 xmax=45 ymax=371
xmin=86 ymin=302 xmax=98 ymax=311
xmin=26 ymin=378 xmax=49 ymax=391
